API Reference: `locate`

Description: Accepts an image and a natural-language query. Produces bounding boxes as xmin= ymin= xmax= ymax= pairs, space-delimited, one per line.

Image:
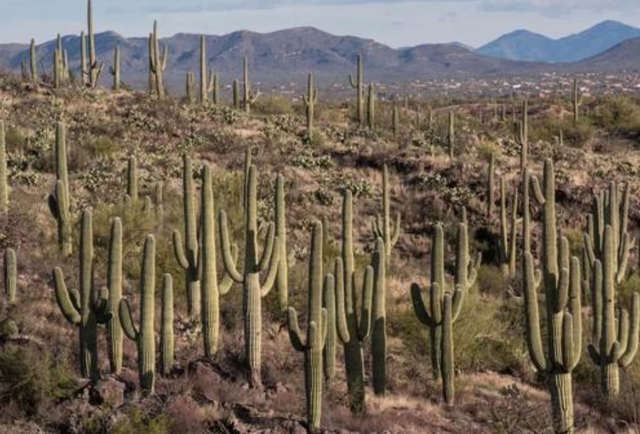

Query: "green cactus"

xmin=242 ymin=58 xmax=260 ymax=114
xmin=201 ymin=164 xmax=234 ymax=358
xmin=30 ymin=39 xmax=37 ymax=84
xmin=211 ymin=72 xmax=219 ymax=105
xmin=86 ymin=0 xmax=102 ymax=88
xmin=573 ymin=79 xmax=583 ymax=126
xmin=173 ymin=155 xmax=200 ymax=318
xmin=287 ymin=220 xmax=328 ymax=432
xmin=233 ymin=79 xmax=240 ymax=110
xmin=186 ymin=72 xmax=196 ymax=104
xmin=372 ymin=165 xmax=401 ymax=260
xmin=126 ymin=156 xmax=138 ymax=202
xmin=160 ymin=274 xmax=175 ymax=375
xmin=109 ymin=45 xmax=121 ymax=90
xmin=0 ymin=121 xmax=8 ymax=214
xmin=200 ymin=35 xmax=208 ymax=104
xmin=154 ymin=182 xmax=164 ymax=216
xmin=149 ymin=21 xmax=168 ymax=100
xmin=242 ymin=147 xmax=252 ymax=211
xmin=448 ymin=111 xmax=455 ymax=158
xmin=371 ymin=238 xmax=387 ymax=395
xmin=498 ymin=177 xmax=519 ymax=278
xmin=219 ymin=164 xmax=280 ymax=386
xmin=48 ymin=122 xmax=72 ymax=256
xmin=53 ymin=45 xmax=62 ymax=89
xmin=514 ymin=100 xmax=528 ymax=172
xmin=323 ymin=258 xmax=341 ymax=382
xmin=53 ymin=209 xmax=111 ymax=383
xmin=348 ymin=54 xmax=365 ymax=125
xmin=524 ymin=159 xmax=582 ymax=434
xmin=80 ymin=32 xmax=87 ymax=87
xmin=302 ymin=72 xmax=318 ymax=136
xmin=411 ymin=221 xmax=479 ymax=404
xmin=367 ymin=83 xmax=376 ymax=130
xmin=106 ymin=217 xmax=123 ymax=374
xmin=392 ymin=105 xmax=399 ymax=138
xmin=275 ymin=174 xmax=288 ymax=312
xmin=4 ymin=248 xmax=16 ymax=303
xmin=336 ymin=188 xmax=374 ymax=413
xmin=119 ymin=235 xmax=157 ymax=394
xmin=487 ymin=153 xmax=495 ymax=219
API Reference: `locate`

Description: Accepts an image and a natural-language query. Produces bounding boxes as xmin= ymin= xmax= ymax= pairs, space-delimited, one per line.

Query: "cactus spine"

xmin=287 ymin=220 xmax=328 ymax=432
xmin=220 ymin=164 xmax=280 ymax=386
xmin=336 ymin=189 xmax=374 ymax=413
xmin=487 ymin=153 xmax=495 ymax=219
xmin=126 ymin=156 xmax=138 ymax=202
xmin=48 ymin=122 xmax=72 ymax=256
xmin=173 ymin=155 xmax=201 ymax=318
xmin=4 ymin=248 xmax=16 ymax=303
xmin=119 ymin=235 xmax=157 ymax=394
xmin=367 ymin=83 xmax=376 ymax=130
xmin=349 ymin=54 xmax=365 ymax=125
xmin=515 ymin=100 xmax=528 ymax=172
xmin=372 ymin=165 xmax=401 ymax=260
xmin=53 ymin=210 xmax=110 ymax=383
xmin=149 ymin=21 xmax=168 ymax=100
xmin=448 ymin=111 xmax=455 ymax=158
xmin=0 ymin=121 xmax=8 ymax=214
xmin=573 ymin=79 xmax=583 ymax=125
xmin=242 ymin=58 xmax=260 ymax=113
xmin=109 ymin=45 xmax=121 ymax=90
xmin=160 ymin=274 xmax=174 ymax=375
xmin=498 ymin=178 xmax=518 ymax=278
xmin=371 ymin=238 xmax=387 ymax=395
xmin=106 ymin=218 xmax=123 ymax=374
xmin=29 ymin=39 xmax=37 ymax=84
xmin=524 ymin=159 xmax=582 ymax=434
xmin=302 ymin=72 xmax=318 ymax=136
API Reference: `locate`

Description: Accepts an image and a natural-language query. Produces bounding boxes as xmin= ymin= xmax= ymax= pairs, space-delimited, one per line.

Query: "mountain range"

xmin=0 ymin=21 xmax=639 ymax=90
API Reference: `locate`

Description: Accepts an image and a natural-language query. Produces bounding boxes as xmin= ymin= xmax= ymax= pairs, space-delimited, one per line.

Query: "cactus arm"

xmin=583 ymin=233 xmax=596 ymax=266
xmin=287 ymin=307 xmax=306 ymax=351
xmin=554 ymin=266 xmax=570 ymax=313
xmin=619 ymin=293 xmax=640 ymax=367
xmin=118 ymin=299 xmax=139 ymax=341
xmin=320 ymin=308 xmax=328 ymax=349
xmin=349 ymin=74 xmax=358 ymax=89
xmin=561 ymin=312 xmax=576 ymax=372
xmin=257 ymin=222 xmax=276 ymax=272
xmin=411 ymin=283 xmax=435 ymax=326
xmin=260 ymin=236 xmax=280 ymax=297
xmin=53 ymin=268 xmax=81 ymax=324
xmin=451 ymin=285 xmax=465 ymax=323
xmin=523 ymin=252 xmax=548 ymax=372
xmin=616 ymin=233 xmax=632 ymax=284
xmin=617 ymin=310 xmax=630 ymax=357
xmin=219 ymin=211 xmax=244 ymax=284
xmin=219 ymin=244 xmax=238 ymax=295
xmin=172 ymin=231 xmax=190 ymax=269
xmin=468 ymin=253 xmax=482 ymax=289
xmin=334 ymin=258 xmax=350 ymax=343
xmin=357 ymin=265 xmax=374 ymax=342
xmin=531 ymin=176 xmax=545 ymax=205
xmin=429 ymin=282 xmax=443 ymax=325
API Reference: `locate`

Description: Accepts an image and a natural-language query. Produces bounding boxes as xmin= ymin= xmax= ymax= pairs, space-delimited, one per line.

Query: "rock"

xmin=0 ymin=422 xmax=44 ymax=434
xmin=90 ymin=376 xmax=126 ymax=408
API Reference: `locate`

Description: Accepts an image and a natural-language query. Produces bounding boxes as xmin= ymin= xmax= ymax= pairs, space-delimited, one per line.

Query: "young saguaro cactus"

xmin=302 ymin=72 xmax=318 ymax=137
xmin=173 ymin=155 xmax=200 ymax=318
xmin=0 ymin=121 xmax=8 ymax=214
xmin=119 ymin=235 xmax=157 ymax=394
xmin=572 ymin=79 xmax=583 ymax=126
xmin=219 ymin=164 xmax=280 ymax=387
xmin=349 ymin=54 xmax=365 ymax=125
xmin=109 ymin=45 xmax=121 ymax=91
xmin=498 ymin=178 xmax=519 ymax=278
xmin=587 ymin=225 xmax=640 ymax=398
xmin=336 ymin=188 xmax=374 ymax=413
xmin=372 ymin=165 xmax=401 ymax=261
xmin=4 ymin=248 xmax=16 ymax=303
xmin=371 ymin=238 xmax=387 ymax=395
xmin=48 ymin=122 xmax=72 ymax=256
xmin=524 ymin=159 xmax=582 ymax=434
xmin=288 ymin=220 xmax=329 ymax=432
xmin=106 ymin=218 xmax=123 ymax=374
xmin=242 ymin=57 xmax=260 ymax=114
xmin=411 ymin=221 xmax=480 ymax=404
xmin=160 ymin=274 xmax=175 ymax=375
xmin=53 ymin=210 xmax=111 ymax=383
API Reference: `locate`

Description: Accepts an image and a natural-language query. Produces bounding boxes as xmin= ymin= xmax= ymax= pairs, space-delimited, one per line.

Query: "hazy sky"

xmin=2 ymin=0 xmax=640 ymax=47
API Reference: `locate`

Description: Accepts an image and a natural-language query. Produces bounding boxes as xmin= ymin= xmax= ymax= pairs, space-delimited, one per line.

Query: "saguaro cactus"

xmin=487 ymin=154 xmax=496 ymax=219
xmin=186 ymin=72 xmax=196 ymax=104
xmin=48 ymin=122 xmax=72 ymax=256
xmin=498 ymin=178 xmax=519 ymax=278
xmin=411 ymin=221 xmax=479 ymax=404
xmin=126 ymin=156 xmax=138 ymax=202
xmin=86 ymin=0 xmax=102 ymax=88
xmin=323 ymin=258 xmax=342 ymax=382
xmin=336 ymin=188 xmax=374 ymax=413
xmin=233 ymin=79 xmax=240 ymax=110
xmin=349 ymin=54 xmax=365 ymax=125
xmin=372 ymin=165 xmax=401 ymax=260
xmin=106 ymin=217 xmax=123 ymax=374
xmin=4 ymin=248 xmax=16 ymax=303
xmin=119 ymin=235 xmax=157 ymax=394
xmin=242 ymin=58 xmax=260 ymax=114
xmin=524 ymin=159 xmax=582 ymax=434
xmin=275 ymin=174 xmax=288 ymax=312
xmin=219 ymin=164 xmax=280 ymax=386
xmin=514 ymin=100 xmax=529 ymax=172
xmin=288 ymin=220 xmax=328 ymax=432
xmin=149 ymin=21 xmax=168 ymax=100
xmin=199 ymin=35 xmax=208 ymax=103
xmin=367 ymin=83 xmax=376 ymax=130
xmin=302 ymin=72 xmax=318 ymax=136
xmin=0 ymin=121 xmax=8 ymax=214
xmin=109 ymin=45 xmax=121 ymax=91
xmin=53 ymin=210 xmax=110 ymax=383
xmin=160 ymin=274 xmax=175 ymax=375
xmin=371 ymin=238 xmax=387 ymax=395
xmin=30 ymin=39 xmax=37 ymax=84
xmin=448 ymin=111 xmax=455 ymax=158
xmin=392 ymin=105 xmax=400 ymax=138
xmin=572 ymin=79 xmax=583 ymax=125
xmin=173 ymin=155 xmax=200 ymax=318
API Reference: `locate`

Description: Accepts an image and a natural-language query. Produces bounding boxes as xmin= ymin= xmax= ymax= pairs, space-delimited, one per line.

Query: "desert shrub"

xmin=0 ymin=345 xmax=77 ymax=416
xmin=4 ymin=126 xmax=27 ymax=152
xmin=476 ymin=265 xmax=510 ymax=296
xmin=254 ymin=96 xmax=295 ymax=116
xmin=531 ymin=116 xmax=594 ymax=149
xmin=591 ymin=96 xmax=640 ymax=137
xmin=111 ymin=409 xmax=170 ymax=434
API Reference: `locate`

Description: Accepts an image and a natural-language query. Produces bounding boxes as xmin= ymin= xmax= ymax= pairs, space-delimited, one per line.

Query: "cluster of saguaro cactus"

xmin=219 ymin=164 xmax=280 ymax=386
xmin=48 ymin=122 xmax=72 ymax=256
xmin=514 ymin=100 xmax=528 ymax=172
xmin=302 ymin=72 xmax=318 ymax=136
xmin=524 ymin=160 xmax=582 ymax=434
xmin=583 ymin=182 xmax=638 ymax=398
xmin=109 ymin=45 xmax=121 ymax=91
xmin=573 ymin=79 xmax=583 ymax=125
xmin=242 ymin=58 xmax=260 ymax=114
xmin=349 ymin=54 xmax=365 ymax=125
xmin=149 ymin=21 xmax=168 ymax=100
xmin=4 ymin=248 xmax=16 ymax=303
xmin=53 ymin=210 xmax=111 ymax=383
xmin=288 ymin=220 xmax=329 ymax=432
xmin=53 ymin=34 xmax=69 ymax=89
xmin=0 ymin=121 xmax=8 ymax=214
xmin=411 ymin=220 xmax=479 ymax=404
xmin=498 ymin=177 xmax=519 ymax=278
xmin=448 ymin=111 xmax=455 ymax=158
xmin=119 ymin=235 xmax=158 ymax=393
xmin=372 ymin=165 xmax=401 ymax=260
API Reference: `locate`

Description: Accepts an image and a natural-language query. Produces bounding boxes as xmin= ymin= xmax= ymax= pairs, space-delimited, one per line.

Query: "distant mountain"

xmin=0 ymin=27 xmax=545 ymax=91
xmin=477 ymin=20 xmax=640 ymax=63
xmin=570 ymin=36 xmax=640 ymax=72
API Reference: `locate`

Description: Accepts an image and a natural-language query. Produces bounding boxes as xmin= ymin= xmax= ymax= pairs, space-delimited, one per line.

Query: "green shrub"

xmin=111 ymin=409 xmax=170 ymax=434
xmin=254 ymin=96 xmax=295 ymax=116
xmin=591 ymin=96 xmax=640 ymax=137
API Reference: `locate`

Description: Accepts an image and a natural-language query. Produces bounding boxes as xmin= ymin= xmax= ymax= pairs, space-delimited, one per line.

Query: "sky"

xmin=2 ymin=0 xmax=640 ymax=48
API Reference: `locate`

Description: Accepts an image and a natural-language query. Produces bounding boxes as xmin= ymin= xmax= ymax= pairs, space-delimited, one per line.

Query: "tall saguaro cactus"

xmin=242 ymin=57 xmax=260 ymax=114
xmin=173 ymin=155 xmax=200 ymax=318
xmin=524 ymin=159 xmax=582 ymax=434
xmin=160 ymin=274 xmax=175 ymax=375
xmin=48 ymin=122 xmax=72 ymax=256
xmin=109 ymin=45 xmax=121 ymax=91
xmin=323 ymin=258 xmax=342 ymax=382
xmin=367 ymin=83 xmax=376 ymax=130
xmin=372 ymin=165 xmax=401 ymax=260
xmin=106 ymin=218 xmax=123 ymax=374
xmin=0 ymin=121 xmax=8 ymax=214
xmin=53 ymin=210 xmax=110 ymax=383
xmin=498 ymin=178 xmax=519 ymax=278
xmin=302 ymin=72 xmax=318 ymax=136
xmin=126 ymin=156 xmax=138 ymax=202
xmin=572 ymin=79 xmax=583 ymax=126
xmin=200 ymin=35 xmax=208 ymax=103
xmin=275 ymin=174 xmax=288 ymax=312
xmin=336 ymin=188 xmax=374 ymax=413
xmin=487 ymin=153 xmax=495 ymax=219
xmin=349 ymin=54 xmax=365 ymax=125
xmin=4 ymin=248 xmax=16 ymax=303
xmin=514 ymin=100 xmax=528 ymax=172
xmin=119 ymin=235 xmax=157 ymax=394
xmin=288 ymin=221 xmax=329 ymax=432
xmin=149 ymin=21 xmax=168 ymax=100
xmin=219 ymin=164 xmax=280 ymax=386
xmin=30 ymin=39 xmax=37 ymax=84
xmin=86 ymin=0 xmax=102 ymax=88
xmin=371 ymin=238 xmax=387 ymax=395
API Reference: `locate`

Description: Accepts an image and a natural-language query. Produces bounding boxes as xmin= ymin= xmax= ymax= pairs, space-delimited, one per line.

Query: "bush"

xmin=591 ymin=96 xmax=640 ymax=137
xmin=111 ymin=409 xmax=170 ymax=434
xmin=254 ymin=96 xmax=295 ymax=116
